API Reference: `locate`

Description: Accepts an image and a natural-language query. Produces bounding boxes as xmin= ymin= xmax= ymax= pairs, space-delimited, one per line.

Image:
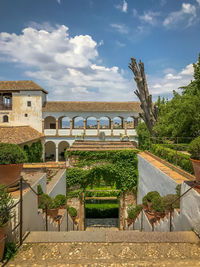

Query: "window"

xmin=3 ymin=115 xmax=9 ymax=123
xmin=27 ymin=101 xmax=31 ymax=107
xmin=25 ymin=114 xmax=28 ymax=117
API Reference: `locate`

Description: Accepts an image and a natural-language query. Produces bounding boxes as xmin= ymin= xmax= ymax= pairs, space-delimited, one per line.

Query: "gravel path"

xmin=4 ymin=242 xmax=200 ymax=267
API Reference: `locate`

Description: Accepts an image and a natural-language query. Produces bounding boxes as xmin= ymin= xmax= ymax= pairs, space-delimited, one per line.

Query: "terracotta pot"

xmin=0 ymin=163 xmax=23 ymax=186
xmin=191 ymin=159 xmax=200 ymax=181
xmin=47 ymin=208 xmax=59 ymax=218
xmin=0 ymin=226 xmax=6 ymax=261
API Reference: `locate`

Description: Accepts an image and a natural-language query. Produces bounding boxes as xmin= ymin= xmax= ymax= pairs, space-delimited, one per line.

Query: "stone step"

xmin=24 ymin=231 xmax=199 ymax=244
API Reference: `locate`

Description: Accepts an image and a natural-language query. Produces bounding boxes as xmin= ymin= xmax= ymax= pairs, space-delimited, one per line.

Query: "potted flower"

xmin=188 ymin=136 xmax=200 ymax=181
xmin=0 ymin=186 xmax=14 ymax=261
xmin=0 ymin=143 xmax=27 ymax=187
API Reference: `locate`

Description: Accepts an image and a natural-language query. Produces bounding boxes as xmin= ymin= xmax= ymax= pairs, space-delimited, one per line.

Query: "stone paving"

xmin=4 ymin=242 xmax=200 ymax=267
xmin=85 ymin=218 xmax=119 ymax=229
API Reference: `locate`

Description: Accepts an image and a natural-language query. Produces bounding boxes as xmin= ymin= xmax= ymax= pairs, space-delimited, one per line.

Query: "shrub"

xmin=38 ymin=194 xmax=52 ymax=209
xmin=68 ymin=207 xmax=77 ymax=217
xmin=54 ymin=195 xmax=66 ymax=207
xmin=176 ymin=184 xmax=181 ymax=197
xmin=151 ymin=195 xmax=164 ymax=212
xmin=188 ymin=136 xmax=200 ymax=160
xmin=136 ymin=122 xmax=150 ymax=150
xmin=24 ymin=141 xmax=43 ymax=163
xmin=142 ymin=191 xmax=160 ymax=206
xmin=84 ymin=190 xmax=120 ymax=198
xmin=66 ymin=189 xmax=83 ymax=199
xmin=66 ymin=168 xmax=88 ymax=187
xmin=3 ymin=242 xmax=17 ymax=261
xmin=127 ymin=204 xmax=142 ymax=220
xmin=163 ymin=194 xmax=180 ymax=210
xmin=37 ymin=184 xmax=43 ymax=195
xmin=0 ymin=143 xmax=27 ymax=165
xmin=0 ymin=186 xmax=14 ymax=227
xmin=150 ymin=144 xmax=193 ymax=174
xmin=85 ymin=204 xmax=118 ymax=218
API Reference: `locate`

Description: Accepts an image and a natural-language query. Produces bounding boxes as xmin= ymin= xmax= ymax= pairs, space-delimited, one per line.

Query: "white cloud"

xmin=57 ymin=0 xmax=61 ymax=4
xmin=115 ymin=0 xmax=128 ymax=13
xmin=139 ymin=11 xmax=160 ymax=25
xmin=0 ymin=24 xmax=133 ymax=101
xmin=116 ymin=40 xmax=126 ymax=47
xmin=196 ymin=0 xmax=200 ymax=5
xmin=148 ymin=63 xmax=194 ymax=98
xmin=163 ymin=3 xmax=197 ymax=28
xmin=110 ymin=23 xmax=129 ymax=34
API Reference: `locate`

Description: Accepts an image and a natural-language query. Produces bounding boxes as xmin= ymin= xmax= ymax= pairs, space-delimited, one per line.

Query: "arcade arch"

xmin=44 ymin=116 xmax=56 ymax=129
xmin=58 ymin=141 xmax=69 ymax=161
xmin=86 ymin=117 xmax=97 ymax=129
xmin=45 ymin=141 xmax=56 ymax=161
xmin=113 ymin=117 xmax=123 ymax=129
xmin=99 ymin=116 xmax=110 ymax=129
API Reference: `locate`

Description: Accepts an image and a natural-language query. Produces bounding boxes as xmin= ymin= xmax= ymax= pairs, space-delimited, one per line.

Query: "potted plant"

xmin=0 ymin=186 xmax=14 ymax=261
xmin=68 ymin=206 xmax=77 ymax=221
xmin=0 ymin=143 xmax=27 ymax=187
xmin=188 ymin=136 xmax=200 ymax=181
xmin=54 ymin=195 xmax=66 ymax=209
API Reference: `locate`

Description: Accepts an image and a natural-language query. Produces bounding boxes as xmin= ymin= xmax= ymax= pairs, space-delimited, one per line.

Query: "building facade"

xmin=0 ymin=81 xmax=141 ymax=162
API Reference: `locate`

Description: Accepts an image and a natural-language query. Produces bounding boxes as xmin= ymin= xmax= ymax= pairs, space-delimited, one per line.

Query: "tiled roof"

xmin=0 ymin=80 xmax=48 ymax=94
xmin=0 ymin=126 xmax=44 ymax=145
xmin=43 ymin=101 xmax=142 ymax=112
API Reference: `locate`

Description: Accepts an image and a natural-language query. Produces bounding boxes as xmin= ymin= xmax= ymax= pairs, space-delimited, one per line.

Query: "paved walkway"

xmin=5 ymin=242 xmax=200 ymax=266
xmin=85 ymin=218 xmax=119 ymax=229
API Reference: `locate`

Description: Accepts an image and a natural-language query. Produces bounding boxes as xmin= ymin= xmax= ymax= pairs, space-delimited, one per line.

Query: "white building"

xmin=0 ymin=80 xmax=141 ymax=161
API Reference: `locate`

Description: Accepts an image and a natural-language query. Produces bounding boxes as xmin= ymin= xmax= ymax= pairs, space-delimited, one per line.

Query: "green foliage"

xmin=66 ymin=168 xmax=88 ymax=188
xmin=0 ymin=143 xmax=27 ymax=165
xmin=38 ymin=193 xmax=52 ymax=209
xmin=176 ymin=184 xmax=181 ymax=197
xmin=136 ymin=122 xmax=150 ymax=150
xmin=68 ymin=207 xmax=77 ymax=217
xmin=151 ymin=195 xmax=164 ymax=212
xmin=37 ymin=184 xmax=43 ymax=195
xmin=0 ymin=186 xmax=14 ymax=227
xmin=162 ymin=143 xmax=189 ymax=151
xmin=163 ymin=194 xmax=180 ymax=210
xmin=188 ymin=136 xmax=200 ymax=160
xmin=150 ymin=144 xmax=193 ymax=174
xmin=142 ymin=191 xmax=160 ymax=206
xmin=85 ymin=190 xmax=120 ymax=198
xmin=127 ymin=204 xmax=142 ymax=220
xmin=54 ymin=195 xmax=66 ymax=207
xmin=85 ymin=203 xmax=118 ymax=218
xmin=66 ymin=150 xmax=138 ymax=192
xmin=66 ymin=189 xmax=83 ymax=199
xmin=3 ymin=242 xmax=17 ymax=261
xmin=24 ymin=141 xmax=43 ymax=163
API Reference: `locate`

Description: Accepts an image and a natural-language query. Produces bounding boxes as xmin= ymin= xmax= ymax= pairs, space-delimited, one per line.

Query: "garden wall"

xmin=137 ymin=154 xmax=178 ymax=204
xmin=47 ymin=169 xmax=66 ymax=198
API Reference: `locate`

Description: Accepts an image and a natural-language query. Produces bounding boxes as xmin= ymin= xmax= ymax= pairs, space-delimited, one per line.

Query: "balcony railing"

xmin=0 ymin=103 xmax=12 ymax=110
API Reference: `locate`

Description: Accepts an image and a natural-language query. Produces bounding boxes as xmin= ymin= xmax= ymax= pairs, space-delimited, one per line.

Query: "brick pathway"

xmin=4 ymin=242 xmax=200 ymax=267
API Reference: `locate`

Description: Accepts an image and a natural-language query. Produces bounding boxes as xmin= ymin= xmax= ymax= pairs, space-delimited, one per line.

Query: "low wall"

xmin=48 ymin=169 xmax=66 ymax=198
xmin=137 ymin=155 xmax=178 ymax=204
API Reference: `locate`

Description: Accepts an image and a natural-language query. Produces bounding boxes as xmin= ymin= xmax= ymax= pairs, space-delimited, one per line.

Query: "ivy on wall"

xmin=66 ymin=150 xmax=138 ymax=192
xmin=24 ymin=140 xmax=43 ymax=163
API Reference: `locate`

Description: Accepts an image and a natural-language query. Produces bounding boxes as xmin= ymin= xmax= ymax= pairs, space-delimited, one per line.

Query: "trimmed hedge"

xmin=162 ymin=143 xmax=189 ymax=151
xmin=85 ymin=190 xmax=120 ymax=198
xmin=66 ymin=189 xmax=83 ymax=199
xmin=150 ymin=144 xmax=193 ymax=174
xmin=188 ymin=136 xmax=200 ymax=160
xmin=0 ymin=143 xmax=27 ymax=165
xmin=85 ymin=203 xmax=119 ymax=218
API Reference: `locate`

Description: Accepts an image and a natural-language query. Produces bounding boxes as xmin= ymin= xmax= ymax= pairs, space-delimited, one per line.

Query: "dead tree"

xmin=129 ymin=58 xmax=158 ymax=136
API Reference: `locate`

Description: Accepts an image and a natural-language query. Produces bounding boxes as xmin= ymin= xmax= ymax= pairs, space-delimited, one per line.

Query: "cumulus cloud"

xmin=0 ymin=24 xmax=133 ymax=101
xmin=115 ymin=0 xmax=128 ymax=13
xmin=163 ymin=3 xmax=197 ymax=28
xmin=110 ymin=23 xmax=129 ymax=34
xmin=148 ymin=63 xmax=194 ymax=98
xmin=196 ymin=0 xmax=200 ymax=5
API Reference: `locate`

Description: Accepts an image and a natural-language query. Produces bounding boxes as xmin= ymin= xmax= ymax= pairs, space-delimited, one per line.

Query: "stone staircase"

xmin=24 ymin=230 xmax=199 ymax=243
xmin=68 ymin=140 xmax=137 ymax=151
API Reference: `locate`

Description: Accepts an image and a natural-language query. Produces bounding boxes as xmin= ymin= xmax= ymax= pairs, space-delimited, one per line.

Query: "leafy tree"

xmin=136 ymin=122 xmax=150 ymax=150
xmin=154 ymin=53 xmax=200 ymax=138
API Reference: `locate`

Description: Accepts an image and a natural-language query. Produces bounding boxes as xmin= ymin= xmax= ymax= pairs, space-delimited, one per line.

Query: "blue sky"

xmin=0 ymin=0 xmax=199 ymax=101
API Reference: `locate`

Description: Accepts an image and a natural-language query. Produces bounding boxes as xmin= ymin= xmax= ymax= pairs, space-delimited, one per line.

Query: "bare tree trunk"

xmin=129 ymin=58 xmax=158 ymax=135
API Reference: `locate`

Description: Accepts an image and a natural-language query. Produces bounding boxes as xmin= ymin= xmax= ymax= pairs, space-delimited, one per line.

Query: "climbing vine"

xmin=24 ymin=141 xmax=43 ymax=163
xmin=66 ymin=150 xmax=138 ymax=192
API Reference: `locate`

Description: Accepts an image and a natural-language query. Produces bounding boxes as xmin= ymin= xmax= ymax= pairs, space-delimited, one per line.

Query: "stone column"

xmin=42 ymin=120 xmax=44 ymax=133
xmin=97 ymin=120 xmax=100 ymax=136
xmin=83 ymin=119 xmax=86 ymax=135
xmin=56 ymin=119 xmax=58 ymax=136
xmin=124 ymin=120 xmax=127 ymax=135
xmin=56 ymin=145 xmax=59 ymax=162
xmin=70 ymin=120 xmax=72 ymax=136
xmin=110 ymin=120 xmax=113 ymax=136
xmin=41 ymin=139 xmax=45 ymax=162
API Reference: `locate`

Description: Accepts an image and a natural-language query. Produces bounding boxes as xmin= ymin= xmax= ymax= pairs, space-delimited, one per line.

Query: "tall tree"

xmin=129 ymin=58 xmax=158 ymax=136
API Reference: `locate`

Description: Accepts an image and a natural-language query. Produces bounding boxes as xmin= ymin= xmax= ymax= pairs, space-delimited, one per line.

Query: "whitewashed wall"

xmin=47 ymin=170 xmax=66 ymax=198
xmin=137 ymin=155 xmax=178 ymax=204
